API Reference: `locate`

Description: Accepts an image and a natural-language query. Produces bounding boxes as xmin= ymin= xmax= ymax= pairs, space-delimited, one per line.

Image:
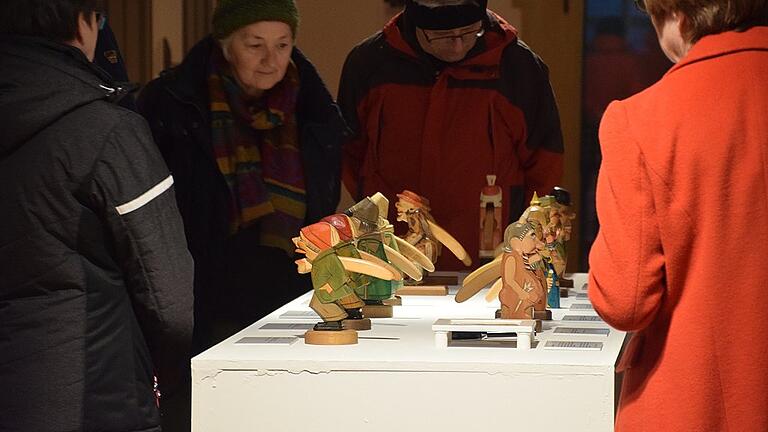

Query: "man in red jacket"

xmin=338 ymin=0 xmax=564 ymax=270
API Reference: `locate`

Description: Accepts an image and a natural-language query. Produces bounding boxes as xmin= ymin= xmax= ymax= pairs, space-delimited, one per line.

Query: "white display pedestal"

xmin=192 ymin=273 xmax=624 ymax=432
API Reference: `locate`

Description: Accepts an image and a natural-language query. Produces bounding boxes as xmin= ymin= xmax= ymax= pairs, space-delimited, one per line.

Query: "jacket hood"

xmin=383 ymin=9 xmax=519 ymax=68
xmin=0 ymin=35 xmax=120 ymax=156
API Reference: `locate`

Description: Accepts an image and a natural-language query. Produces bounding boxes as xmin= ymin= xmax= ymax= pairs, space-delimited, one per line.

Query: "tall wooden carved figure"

xmin=550 ymin=186 xmax=576 ymax=287
xmin=368 ymin=192 xmax=432 ymax=306
xmin=499 ymin=222 xmax=547 ymax=319
xmin=479 ymin=175 xmax=503 ymax=261
xmin=395 ymin=189 xmax=472 ymax=269
xmin=519 ymin=193 xmax=554 ymax=319
xmin=343 ymin=197 xmax=420 ymax=317
xmin=293 ymin=222 xmax=398 ymax=345
xmin=369 ymin=192 xmax=404 ymax=297
xmin=347 ymin=197 xmax=395 ymax=313
xmin=538 ymin=195 xmax=562 ymax=307
xmin=455 ymin=222 xmax=547 ymax=330
xmin=395 ymin=191 xmax=441 ymax=263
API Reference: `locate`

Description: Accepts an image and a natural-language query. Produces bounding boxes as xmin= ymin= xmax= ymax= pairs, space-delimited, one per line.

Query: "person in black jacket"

xmin=138 ymin=0 xmax=347 ymax=353
xmin=94 ymin=21 xmax=138 ymax=111
xmin=0 ymin=1 xmax=194 ymax=432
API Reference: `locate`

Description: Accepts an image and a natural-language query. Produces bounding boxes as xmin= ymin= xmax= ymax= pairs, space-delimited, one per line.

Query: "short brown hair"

xmin=0 ymin=0 xmax=104 ymax=42
xmin=643 ymin=0 xmax=768 ymax=42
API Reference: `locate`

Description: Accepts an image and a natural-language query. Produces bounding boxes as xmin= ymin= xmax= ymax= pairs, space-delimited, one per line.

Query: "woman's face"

xmin=224 ymin=21 xmax=294 ymax=97
xmin=651 ymin=12 xmax=692 ymax=63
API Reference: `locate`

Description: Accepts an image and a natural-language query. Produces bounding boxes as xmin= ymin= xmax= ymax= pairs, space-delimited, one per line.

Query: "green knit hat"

xmin=212 ymin=0 xmax=299 ymax=39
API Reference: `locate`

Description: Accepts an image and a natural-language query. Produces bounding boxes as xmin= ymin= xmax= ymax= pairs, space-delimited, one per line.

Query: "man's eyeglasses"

xmin=634 ymin=0 xmax=647 ymax=12
xmin=421 ymin=27 xmax=485 ymax=48
xmin=95 ymin=12 xmax=107 ymax=31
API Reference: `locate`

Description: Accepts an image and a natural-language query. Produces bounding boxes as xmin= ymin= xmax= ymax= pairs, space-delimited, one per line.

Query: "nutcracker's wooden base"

xmin=363 ymin=304 xmax=393 ymax=318
xmin=560 ymin=287 xmax=569 ymax=298
xmin=534 ymin=309 xmax=553 ymax=321
xmin=342 ymin=318 xmax=372 ymax=330
xmin=382 ymin=296 xmax=402 ymax=306
xmin=559 ymin=278 xmax=574 ymax=288
xmin=304 ymin=329 xmax=358 ymax=345
xmin=397 ymin=285 xmax=448 ymax=296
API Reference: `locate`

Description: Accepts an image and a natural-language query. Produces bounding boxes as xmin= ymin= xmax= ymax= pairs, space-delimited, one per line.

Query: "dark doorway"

xmin=579 ymin=0 xmax=671 ymax=269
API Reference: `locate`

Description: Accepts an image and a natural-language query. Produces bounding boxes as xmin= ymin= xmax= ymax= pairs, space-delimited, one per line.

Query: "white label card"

xmin=562 ymin=315 xmax=603 ymax=322
xmin=260 ymin=323 xmax=315 ymax=330
xmin=279 ymin=310 xmax=320 ymax=319
xmin=235 ymin=337 xmax=298 ymax=345
xmin=569 ymin=303 xmax=594 ymax=310
xmin=554 ymin=327 xmax=610 ymax=336
xmin=544 ymin=340 xmax=603 ymax=350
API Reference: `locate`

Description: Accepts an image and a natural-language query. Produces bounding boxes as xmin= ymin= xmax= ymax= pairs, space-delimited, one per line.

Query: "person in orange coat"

xmin=588 ymin=0 xmax=768 ymax=431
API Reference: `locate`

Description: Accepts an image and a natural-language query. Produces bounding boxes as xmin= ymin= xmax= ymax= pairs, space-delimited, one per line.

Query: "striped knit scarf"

xmin=208 ymin=46 xmax=306 ymax=254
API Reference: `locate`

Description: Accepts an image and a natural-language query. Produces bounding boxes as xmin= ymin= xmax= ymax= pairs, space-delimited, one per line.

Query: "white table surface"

xmin=192 ymin=272 xmax=624 ymax=432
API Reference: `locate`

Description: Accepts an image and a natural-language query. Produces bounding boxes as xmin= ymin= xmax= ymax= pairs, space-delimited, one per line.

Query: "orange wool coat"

xmin=589 ymin=26 xmax=768 ymax=432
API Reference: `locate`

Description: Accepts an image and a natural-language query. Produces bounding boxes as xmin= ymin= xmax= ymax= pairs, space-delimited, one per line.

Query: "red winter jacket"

xmin=339 ymin=11 xmax=563 ymax=270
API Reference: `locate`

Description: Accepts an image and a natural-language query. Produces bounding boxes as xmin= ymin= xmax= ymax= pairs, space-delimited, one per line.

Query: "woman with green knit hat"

xmin=138 ymin=0 xmax=346 ymax=364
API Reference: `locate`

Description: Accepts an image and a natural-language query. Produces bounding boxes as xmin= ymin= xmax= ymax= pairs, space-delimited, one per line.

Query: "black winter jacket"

xmin=138 ymin=37 xmax=347 ymax=341
xmin=0 ymin=36 xmax=194 ymax=432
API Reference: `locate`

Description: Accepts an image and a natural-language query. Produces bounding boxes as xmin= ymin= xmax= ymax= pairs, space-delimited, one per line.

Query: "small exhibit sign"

xmin=235 ymin=337 xmax=298 ymax=345
xmin=554 ymin=327 xmax=610 ymax=336
xmin=562 ymin=315 xmax=603 ymax=322
xmin=569 ymin=303 xmax=594 ymax=310
xmin=260 ymin=323 xmax=315 ymax=330
xmin=279 ymin=310 xmax=320 ymax=319
xmin=544 ymin=340 xmax=603 ymax=350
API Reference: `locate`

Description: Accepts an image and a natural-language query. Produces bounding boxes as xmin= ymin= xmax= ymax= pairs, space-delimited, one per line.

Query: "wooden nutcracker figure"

xmin=518 ymin=193 xmax=554 ymax=318
xmin=550 ymin=186 xmax=576 ymax=287
xmin=395 ymin=189 xmax=472 ymax=268
xmin=341 ymin=196 xmax=424 ymax=316
xmin=293 ymin=222 xmax=400 ymax=345
xmin=456 ymin=222 xmax=547 ymax=328
xmin=540 ymin=195 xmax=568 ymax=298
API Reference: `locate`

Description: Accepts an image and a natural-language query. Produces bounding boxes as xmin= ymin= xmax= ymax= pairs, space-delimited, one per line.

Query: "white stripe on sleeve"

xmin=115 ymin=175 xmax=174 ymax=215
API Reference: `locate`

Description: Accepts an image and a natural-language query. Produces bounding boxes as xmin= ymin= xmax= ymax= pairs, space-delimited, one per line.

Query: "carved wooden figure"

xmin=498 ymin=223 xmax=547 ymax=319
xmin=540 ymin=195 xmax=566 ymax=278
xmin=293 ymin=222 xmax=400 ymax=345
xmin=322 ymin=212 xmax=406 ymax=318
xmin=479 ymin=175 xmax=503 ymax=260
xmin=395 ymin=191 xmax=441 ymax=263
xmin=550 ymin=186 xmax=576 ymax=287
xmin=456 ymin=222 xmax=547 ymax=327
xmin=395 ymin=190 xmax=472 ymax=267
xmin=538 ymin=195 xmax=562 ymax=307
xmin=341 ymin=196 xmax=427 ymax=316
xmin=518 ymin=193 xmax=554 ymax=317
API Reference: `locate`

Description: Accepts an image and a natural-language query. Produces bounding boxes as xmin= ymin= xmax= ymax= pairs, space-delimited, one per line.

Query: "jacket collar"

xmin=383 ymin=10 xmax=518 ymax=69
xmin=163 ymin=36 xmax=214 ymax=113
xmin=668 ymin=26 xmax=768 ymax=75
